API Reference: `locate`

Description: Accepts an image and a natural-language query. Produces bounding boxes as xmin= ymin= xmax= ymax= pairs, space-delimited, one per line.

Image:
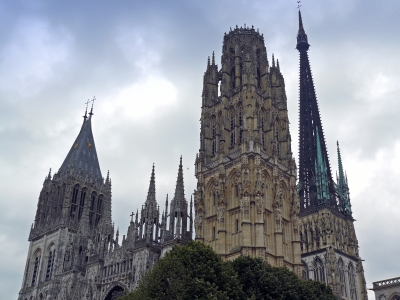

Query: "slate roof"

xmin=59 ymin=113 xmax=102 ymax=180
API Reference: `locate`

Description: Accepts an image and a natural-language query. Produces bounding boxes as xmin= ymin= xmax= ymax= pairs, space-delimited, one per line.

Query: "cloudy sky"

xmin=1 ymin=0 xmax=399 ymax=298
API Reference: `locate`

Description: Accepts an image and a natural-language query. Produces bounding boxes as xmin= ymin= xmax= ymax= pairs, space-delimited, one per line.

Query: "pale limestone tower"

xmin=296 ymin=10 xmax=368 ymax=299
xmin=194 ymin=25 xmax=303 ymax=273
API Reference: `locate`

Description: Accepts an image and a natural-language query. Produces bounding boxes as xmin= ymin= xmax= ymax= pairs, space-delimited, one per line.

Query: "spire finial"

xmin=277 ymin=59 xmax=280 ymax=72
xmin=146 ymin=164 xmax=156 ymax=203
xmin=296 ymin=9 xmax=309 ymax=49
xmin=207 ymin=56 xmax=210 ymax=67
xmin=83 ymin=99 xmax=90 ymax=120
xmin=89 ymin=96 xmax=96 ymax=116
xmin=272 ymin=54 xmax=275 ymax=67
xmin=212 ymin=51 xmax=215 ymax=65
xmin=47 ymin=168 xmax=52 ymax=180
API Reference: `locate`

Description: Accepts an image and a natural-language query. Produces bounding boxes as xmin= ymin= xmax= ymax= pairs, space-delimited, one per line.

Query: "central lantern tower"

xmin=194 ymin=25 xmax=302 ymax=271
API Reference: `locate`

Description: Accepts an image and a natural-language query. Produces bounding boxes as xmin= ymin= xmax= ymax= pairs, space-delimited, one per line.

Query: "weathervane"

xmin=297 ymin=1 xmax=301 ymax=9
xmin=130 ymin=212 xmax=135 ymax=222
xmin=83 ymin=99 xmax=90 ymax=119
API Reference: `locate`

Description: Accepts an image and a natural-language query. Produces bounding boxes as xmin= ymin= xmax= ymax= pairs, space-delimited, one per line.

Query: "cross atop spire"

xmin=89 ymin=96 xmax=96 ymax=116
xmin=59 ymin=103 xmax=102 ymax=180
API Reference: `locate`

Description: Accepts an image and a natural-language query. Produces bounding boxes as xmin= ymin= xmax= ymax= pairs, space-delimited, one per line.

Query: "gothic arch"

xmin=227 ymin=168 xmax=241 ymax=209
xmin=389 ymin=293 xmax=400 ymax=300
xmin=313 ymin=256 xmax=326 ymax=283
xmin=101 ymin=281 xmax=128 ymax=300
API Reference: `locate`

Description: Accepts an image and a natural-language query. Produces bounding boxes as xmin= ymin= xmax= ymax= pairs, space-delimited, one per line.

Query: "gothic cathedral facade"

xmin=194 ymin=25 xmax=302 ymax=272
xmin=18 ymin=106 xmax=193 ymax=300
xmin=19 ymin=10 xmax=368 ymax=300
xmin=296 ymin=11 xmax=368 ymax=299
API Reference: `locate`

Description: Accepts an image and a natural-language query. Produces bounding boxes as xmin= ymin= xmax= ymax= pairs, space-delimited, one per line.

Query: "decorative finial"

xmin=212 ymin=51 xmax=215 ymax=65
xmin=272 ymin=54 xmax=275 ymax=68
xmin=89 ymin=96 xmax=96 ymax=116
xmin=207 ymin=56 xmax=210 ymax=67
xmin=297 ymin=0 xmax=302 ymax=10
xmin=130 ymin=212 xmax=135 ymax=222
xmin=83 ymin=99 xmax=90 ymax=120
xmin=277 ymin=59 xmax=280 ymax=72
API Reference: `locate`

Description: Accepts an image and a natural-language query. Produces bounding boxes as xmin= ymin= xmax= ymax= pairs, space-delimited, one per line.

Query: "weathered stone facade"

xmin=372 ymin=277 xmax=400 ymax=300
xmin=296 ymin=10 xmax=368 ymax=300
xmin=18 ymin=107 xmax=192 ymax=300
xmin=194 ymin=25 xmax=302 ymax=273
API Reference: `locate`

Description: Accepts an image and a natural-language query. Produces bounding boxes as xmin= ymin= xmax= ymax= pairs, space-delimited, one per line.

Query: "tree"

xmin=119 ymin=241 xmax=244 ymax=300
xmin=119 ymin=242 xmax=336 ymax=300
xmin=231 ymin=256 xmax=336 ymax=300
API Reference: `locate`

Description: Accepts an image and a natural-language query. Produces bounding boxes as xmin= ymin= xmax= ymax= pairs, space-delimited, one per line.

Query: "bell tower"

xmin=18 ymin=101 xmax=114 ymax=300
xmin=296 ymin=10 xmax=368 ymax=299
xmin=194 ymin=25 xmax=302 ymax=273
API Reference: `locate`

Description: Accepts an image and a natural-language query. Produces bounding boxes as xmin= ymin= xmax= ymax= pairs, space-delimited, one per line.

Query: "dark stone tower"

xmin=18 ymin=103 xmax=114 ymax=300
xmin=296 ymin=10 xmax=368 ymax=299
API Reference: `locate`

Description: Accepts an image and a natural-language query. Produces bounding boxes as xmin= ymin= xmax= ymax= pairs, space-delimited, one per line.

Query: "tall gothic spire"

xmin=146 ymin=164 xmax=156 ymax=204
xmin=173 ymin=156 xmax=185 ymax=202
xmin=336 ymin=141 xmax=352 ymax=216
xmin=59 ymin=105 xmax=102 ymax=180
xmin=296 ymin=10 xmax=337 ymax=214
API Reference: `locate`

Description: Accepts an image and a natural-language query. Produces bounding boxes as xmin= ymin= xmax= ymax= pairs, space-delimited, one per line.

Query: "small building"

xmin=371 ymin=277 xmax=400 ymax=300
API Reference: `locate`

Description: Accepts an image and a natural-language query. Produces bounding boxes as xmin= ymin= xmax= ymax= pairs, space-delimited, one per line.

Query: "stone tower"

xmin=296 ymin=10 xmax=368 ymax=299
xmin=18 ymin=104 xmax=193 ymax=300
xmin=18 ymin=104 xmax=114 ymax=300
xmin=194 ymin=25 xmax=302 ymax=272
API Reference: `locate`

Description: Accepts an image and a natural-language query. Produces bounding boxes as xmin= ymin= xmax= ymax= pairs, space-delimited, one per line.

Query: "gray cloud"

xmin=1 ymin=1 xmax=399 ymax=299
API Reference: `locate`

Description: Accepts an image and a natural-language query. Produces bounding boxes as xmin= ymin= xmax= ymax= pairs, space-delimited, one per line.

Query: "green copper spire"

xmin=336 ymin=141 xmax=352 ymax=216
xmin=315 ymin=127 xmax=330 ymax=204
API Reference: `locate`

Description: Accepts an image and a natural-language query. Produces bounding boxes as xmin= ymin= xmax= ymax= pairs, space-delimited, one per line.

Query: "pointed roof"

xmin=336 ymin=141 xmax=352 ymax=216
xmin=296 ymin=10 xmax=337 ymax=215
xmin=59 ymin=112 xmax=102 ymax=180
xmin=146 ymin=164 xmax=156 ymax=204
xmin=173 ymin=156 xmax=185 ymax=203
xmin=296 ymin=10 xmax=309 ymax=48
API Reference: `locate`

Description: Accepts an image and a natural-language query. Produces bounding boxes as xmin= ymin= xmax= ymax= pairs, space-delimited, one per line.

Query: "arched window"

xmin=231 ymin=68 xmax=235 ymax=89
xmin=302 ymin=261 xmax=309 ymax=279
xmin=78 ymin=188 xmax=87 ymax=220
xmin=230 ymin=110 xmax=236 ymax=147
xmin=260 ymin=111 xmax=265 ymax=148
xmin=235 ymin=219 xmax=239 ymax=232
xmin=95 ymin=195 xmax=103 ymax=226
xmin=70 ymin=185 xmax=80 ymax=220
xmin=45 ymin=249 xmax=55 ymax=281
xmin=89 ymin=192 xmax=97 ymax=227
xmin=348 ymin=263 xmax=357 ymax=300
xmin=31 ymin=251 xmax=41 ymax=286
xmin=211 ymin=118 xmax=217 ymax=156
xmin=238 ymin=105 xmax=243 ymax=143
xmin=338 ymin=259 xmax=347 ymax=298
xmin=313 ymin=257 xmax=325 ymax=283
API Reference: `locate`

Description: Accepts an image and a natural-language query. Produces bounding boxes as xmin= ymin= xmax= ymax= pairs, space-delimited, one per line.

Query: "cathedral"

xmin=19 ymin=10 xmax=367 ymax=300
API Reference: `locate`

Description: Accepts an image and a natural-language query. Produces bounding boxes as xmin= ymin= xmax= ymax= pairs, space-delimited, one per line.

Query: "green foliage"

xmin=119 ymin=242 xmax=336 ymax=300
xmin=231 ymin=256 xmax=336 ymax=300
xmin=119 ymin=241 xmax=244 ymax=300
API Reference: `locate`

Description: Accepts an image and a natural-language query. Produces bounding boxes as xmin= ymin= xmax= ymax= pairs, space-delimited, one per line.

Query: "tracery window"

xmin=70 ymin=185 xmax=80 ymax=220
xmin=45 ymin=249 xmax=55 ymax=281
xmin=338 ymin=259 xmax=347 ymax=298
xmin=89 ymin=192 xmax=96 ymax=227
xmin=260 ymin=112 xmax=265 ymax=148
xmin=211 ymin=118 xmax=217 ymax=156
xmin=313 ymin=257 xmax=325 ymax=283
xmin=95 ymin=195 xmax=103 ymax=226
xmin=238 ymin=105 xmax=243 ymax=143
xmin=348 ymin=263 xmax=357 ymax=300
xmin=31 ymin=252 xmax=41 ymax=286
xmin=78 ymin=188 xmax=87 ymax=220
xmin=230 ymin=111 xmax=236 ymax=147
xmin=302 ymin=261 xmax=309 ymax=279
